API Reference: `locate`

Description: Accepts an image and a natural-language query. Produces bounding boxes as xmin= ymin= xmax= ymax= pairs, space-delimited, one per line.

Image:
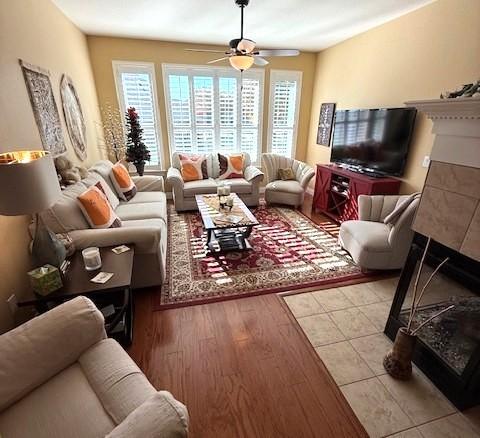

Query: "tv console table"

xmin=313 ymin=164 xmax=401 ymax=223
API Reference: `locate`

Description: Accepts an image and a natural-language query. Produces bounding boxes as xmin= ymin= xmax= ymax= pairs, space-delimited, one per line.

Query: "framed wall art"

xmin=20 ymin=59 xmax=66 ymax=156
xmin=60 ymin=74 xmax=87 ymax=161
xmin=316 ymin=102 xmax=336 ymax=147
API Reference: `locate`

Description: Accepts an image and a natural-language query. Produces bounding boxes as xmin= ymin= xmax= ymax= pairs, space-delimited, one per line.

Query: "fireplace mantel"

xmin=405 ymin=97 xmax=480 ymax=168
xmin=405 ymin=97 xmax=480 ymax=120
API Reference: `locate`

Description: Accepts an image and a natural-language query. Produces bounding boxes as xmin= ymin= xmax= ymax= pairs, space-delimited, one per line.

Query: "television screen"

xmin=331 ymin=108 xmax=416 ymax=176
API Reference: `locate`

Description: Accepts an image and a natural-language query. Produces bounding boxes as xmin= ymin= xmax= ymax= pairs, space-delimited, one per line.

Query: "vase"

xmin=383 ymin=327 xmax=417 ymax=380
xmin=31 ymin=215 xmax=67 ymax=268
xmin=135 ymin=161 xmax=145 ymax=176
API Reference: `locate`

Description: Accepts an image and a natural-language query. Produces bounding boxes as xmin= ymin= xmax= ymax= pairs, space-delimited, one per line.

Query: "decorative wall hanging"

xmin=60 ymin=74 xmax=87 ymax=161
xmin=19 ymin=60 xmax=66 ymax=156
xmin=316 ymin=102 xmax=336 ymax=146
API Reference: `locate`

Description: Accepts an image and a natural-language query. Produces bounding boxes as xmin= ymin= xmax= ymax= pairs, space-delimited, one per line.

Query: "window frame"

xmin=162 ymin=63 xmax=265 ymax=165
xmin=267 ymin=69 xmax=303 ymax=159
xmin=112 ymin=60 xmax=164 ymax=170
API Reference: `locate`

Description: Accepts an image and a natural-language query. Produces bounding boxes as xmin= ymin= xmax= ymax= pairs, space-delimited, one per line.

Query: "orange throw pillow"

xmin=110 ymin=162 xmax=137 ymax=201
xmin=218 ymin=153 xmax=244 ymax=180
xmin=77 ymin=185 xmax=121 ymax=229
xmin=179 ymin=154 xmax=208 ymax=182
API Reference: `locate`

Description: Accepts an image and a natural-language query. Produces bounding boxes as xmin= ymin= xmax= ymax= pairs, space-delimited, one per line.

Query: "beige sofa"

xmin=262 ymin=153 xmax=315 ymax=207
xmin=166 ymin=152 xmax=264 ymax=211
xmin=0 ymin=297 xmax=188 ymax=438
xmin=40 ymin=160 xmax=167 ymax=288
xmin=339 ymin=194 xmax=420 ymax=270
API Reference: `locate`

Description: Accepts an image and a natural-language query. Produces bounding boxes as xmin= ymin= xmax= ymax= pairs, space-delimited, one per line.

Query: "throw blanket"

xmin=383 ymin=192 xmax=421 ymax=225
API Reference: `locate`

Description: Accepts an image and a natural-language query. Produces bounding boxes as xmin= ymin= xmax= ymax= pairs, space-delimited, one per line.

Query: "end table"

xmin=19 ymin=246 xmax=135 ymax=347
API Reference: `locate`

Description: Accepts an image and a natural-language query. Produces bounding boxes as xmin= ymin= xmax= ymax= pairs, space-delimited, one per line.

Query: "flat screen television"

xmin=331 ymin=107 xmax=417 ymax=177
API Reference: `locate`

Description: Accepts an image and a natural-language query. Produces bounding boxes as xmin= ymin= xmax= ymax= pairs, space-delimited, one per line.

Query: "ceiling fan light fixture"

xmin=229 ymin=55 xmax=254 ymax=72
xmin=237 ymin=38 xmax=255 ymax=53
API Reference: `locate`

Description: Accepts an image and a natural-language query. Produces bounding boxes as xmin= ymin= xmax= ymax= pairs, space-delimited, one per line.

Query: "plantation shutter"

xmin=268 ymin=70 xmax=302 ymax=158
xmin=163 ymin=65 xmax=264 ymax=162
xmin=114 ymin=62 xmax=162 ymax=166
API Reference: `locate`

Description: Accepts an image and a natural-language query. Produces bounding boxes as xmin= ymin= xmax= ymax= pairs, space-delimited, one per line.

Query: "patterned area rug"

xmin=155 ymin=204 xmax=365 ymax=309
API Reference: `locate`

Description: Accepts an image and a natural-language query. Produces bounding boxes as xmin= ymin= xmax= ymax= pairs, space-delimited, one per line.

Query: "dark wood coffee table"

xmin=195 ymin=193 xmax=259 ymax=253
xmin=19 ymin=246 xmax=135 ymax=346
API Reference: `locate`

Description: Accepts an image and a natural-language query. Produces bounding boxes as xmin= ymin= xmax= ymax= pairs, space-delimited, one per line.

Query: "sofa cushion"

xmin=266 ymin=180 xmax=303 ymax=195
xmin=79 ymin=339 xmax=156 ymax=424
xmin=0 ymin=363 xmax=115 ymax=438
xmin=89 ymin=160 xmax=117 ymax=193
xmin=340 ymin=220 xmax=391 ymax=253
xmin=115 ymin=202 xmax=167 ymax=222
xmin=217 ymin=178 xmax=252 ymax=194
xmin=40 ymin=181 xmax=89 ymax=233
xmin=126 ymin=191 xmax=166 ymax=204
xmin=183 ymin=178 xmax=218 ymax=197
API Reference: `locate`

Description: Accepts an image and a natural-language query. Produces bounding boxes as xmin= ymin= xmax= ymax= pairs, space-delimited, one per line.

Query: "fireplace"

xmin=385 ymin=234 xmax=480 ymax=409
xmin=385 ymin=96 xmax=480 ymax=409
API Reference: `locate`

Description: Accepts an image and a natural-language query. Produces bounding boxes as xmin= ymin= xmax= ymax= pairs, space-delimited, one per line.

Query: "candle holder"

xmin=82 ymin=247 xmax=102 ymax=271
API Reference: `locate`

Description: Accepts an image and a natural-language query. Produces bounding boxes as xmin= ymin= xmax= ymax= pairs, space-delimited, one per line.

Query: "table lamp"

xmin=0 ymin=150 xmax=65 ymax=267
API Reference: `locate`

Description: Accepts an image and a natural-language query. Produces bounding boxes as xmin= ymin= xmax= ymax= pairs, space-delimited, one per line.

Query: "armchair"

xmin=0 ymin=297 xmax=188 ymax=438
xmin=339 ymin=194 xmax=420 ymax=270
xmin=262 ymin=153 xmax=315 ymax=207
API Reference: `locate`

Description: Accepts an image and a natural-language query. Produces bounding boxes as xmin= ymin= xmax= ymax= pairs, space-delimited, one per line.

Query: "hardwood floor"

xmin=128 ymin=196 xmax=367 ymax=437
xmin=129 ymin=292 xmax=367 ymax=438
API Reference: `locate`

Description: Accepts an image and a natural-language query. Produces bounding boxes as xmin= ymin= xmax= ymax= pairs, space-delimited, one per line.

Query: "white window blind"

xmin=163 ymin=64 xmax=264 ymax=163
xmin=268 ymin=70 xmax=302 ymax=158
xmin=113 ymin=61 xmax=163 ymax=167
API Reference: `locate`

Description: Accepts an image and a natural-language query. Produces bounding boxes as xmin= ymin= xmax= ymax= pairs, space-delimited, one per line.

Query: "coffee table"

xmin=195 ymin=193 xmax=259 ymax=253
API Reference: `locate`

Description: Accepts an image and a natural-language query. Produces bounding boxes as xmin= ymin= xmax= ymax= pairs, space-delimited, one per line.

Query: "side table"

xmin=19 ymin=246 xmax=135 ymax=347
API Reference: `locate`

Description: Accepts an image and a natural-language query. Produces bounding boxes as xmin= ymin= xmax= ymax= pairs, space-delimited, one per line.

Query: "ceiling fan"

xmin=185 ymin=0 xmax=300 ymax=72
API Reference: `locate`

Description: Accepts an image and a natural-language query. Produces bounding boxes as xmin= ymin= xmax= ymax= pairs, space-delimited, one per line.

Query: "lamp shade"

xmin=0 ymin=151 xmax=61 ymax=215
xmin=229 ymin=55 xmax=254 ymax=72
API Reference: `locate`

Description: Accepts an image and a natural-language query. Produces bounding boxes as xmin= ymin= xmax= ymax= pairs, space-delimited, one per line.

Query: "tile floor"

xmin=283 ymin=277 xmax=480 ymax=438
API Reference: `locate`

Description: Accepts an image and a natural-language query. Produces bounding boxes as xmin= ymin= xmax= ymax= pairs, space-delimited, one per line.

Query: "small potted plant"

xmin=125 ymin=107 xmax=150 ymax=176
xmin=383 ymin=238 xmax=454 ymax=380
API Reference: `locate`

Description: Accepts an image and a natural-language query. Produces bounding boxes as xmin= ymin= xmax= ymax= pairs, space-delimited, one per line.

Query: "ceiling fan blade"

xmin=237 ymin=38 xmax=256 ymax=53
xmin=254 ymin=49 xmax=300 ymax=57
xmin=185 ymin=48 xmax=228 ymax=54
xmin=253 ymin=56 xmax=269 ymax=66
xmin=207 ymin=57 xmax=230 ymax=64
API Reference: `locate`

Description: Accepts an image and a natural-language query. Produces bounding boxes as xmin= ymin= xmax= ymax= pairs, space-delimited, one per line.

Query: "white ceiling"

xmin=53 ymin=0 xmax=434 ymax=51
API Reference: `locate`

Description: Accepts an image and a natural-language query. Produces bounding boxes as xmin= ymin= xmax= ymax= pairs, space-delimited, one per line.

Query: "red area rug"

xmin=156 ymin=204 xmax=365 ymax=309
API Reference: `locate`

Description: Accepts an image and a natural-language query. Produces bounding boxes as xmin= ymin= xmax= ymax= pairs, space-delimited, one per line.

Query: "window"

xmin=113 ymin=61 xmax=163 ymax=167
xmin=163 ymin=64 xmax=264 ymax=163
xmin=268 ymin=70 xmax=302 ymax=158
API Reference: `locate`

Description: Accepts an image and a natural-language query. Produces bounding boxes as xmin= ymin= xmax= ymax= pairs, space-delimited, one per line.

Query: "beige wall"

xmin=87 ymin=37 xmax=317 ymax=168
xmin=306 ymin=0 xmax=480 ymax=193
xmin=0 ymin=0 xmax=104 ymax=332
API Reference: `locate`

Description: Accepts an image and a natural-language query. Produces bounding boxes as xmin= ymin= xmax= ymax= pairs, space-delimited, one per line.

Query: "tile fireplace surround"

xmin=383 ymin=97 xmax=480 ymax=409
xmin=405 ymin=96 xmax=480 ymax=262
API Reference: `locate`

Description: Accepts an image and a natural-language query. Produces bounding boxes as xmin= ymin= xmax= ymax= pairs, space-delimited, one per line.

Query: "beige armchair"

xmin=339 ymin=194 xmax=420 ymax=270
xmin=262 ymin=153 xmax=315 ymax=207
xmin=0 ymin=297 xmax=188 ymax=438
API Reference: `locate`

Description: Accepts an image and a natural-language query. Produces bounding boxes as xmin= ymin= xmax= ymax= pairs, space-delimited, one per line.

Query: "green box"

xmin=28 ymin=264 xmax=63 ymax=296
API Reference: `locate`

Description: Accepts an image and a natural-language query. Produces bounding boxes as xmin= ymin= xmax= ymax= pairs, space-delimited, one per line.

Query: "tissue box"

xmin=28 ymin=264 xmax=63 ymax=296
